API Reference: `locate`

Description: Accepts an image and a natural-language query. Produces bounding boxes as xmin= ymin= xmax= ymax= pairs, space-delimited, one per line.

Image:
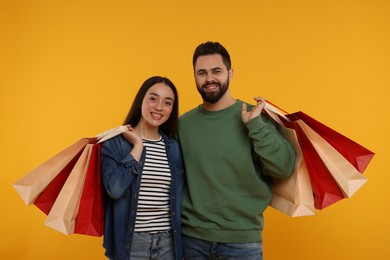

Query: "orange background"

xmin=1 ymin=1 xmax=389 ymax=259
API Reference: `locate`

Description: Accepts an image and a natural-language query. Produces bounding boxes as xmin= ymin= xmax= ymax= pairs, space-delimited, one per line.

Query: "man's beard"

xmin=197 ymin=78 xmax=230 ymax=104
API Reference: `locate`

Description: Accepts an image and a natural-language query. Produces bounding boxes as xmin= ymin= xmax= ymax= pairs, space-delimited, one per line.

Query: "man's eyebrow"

xmin=197 ymin=67 xmax=223 ymax=72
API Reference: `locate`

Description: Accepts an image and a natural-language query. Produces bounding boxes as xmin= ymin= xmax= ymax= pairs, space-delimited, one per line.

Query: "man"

xmin=178 ymin=41 xmax=296 ymax=259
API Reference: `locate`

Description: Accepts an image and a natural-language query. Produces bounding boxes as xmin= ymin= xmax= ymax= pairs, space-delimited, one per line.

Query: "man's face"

xmin=194 ymin=54 xmax=233 ymax=104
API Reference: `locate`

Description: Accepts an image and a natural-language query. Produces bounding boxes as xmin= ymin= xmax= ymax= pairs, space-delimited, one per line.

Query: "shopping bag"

xmin=265 ymin=105 xmax=344 ymax=210
xmin=264 ymin=102 xmax=372 ymax=210
xmin=74 ymin=143 xmax=104 ymax=237
xmin=14 ymin=125 xmax=127 ymax=236
xmin=13 ymin=138 xmax=91 ymax=205
xmin=44 ymin=144 xmax=93 ymax=235
xmin=270 ymin=126 xmax=316 ymax=217
xmin=298 ymin=120 xmax=367 ymax=198
xmin=14 ymin=125 xmax=126 ymax=205
xmin=289 ymin=111 xmax=374 ymax=173
xmin=34 ymin=152 xmax=83 ymax=214
xmin=95 ymin=125 xmax=128 ymax=143
xmin=288 ymin=120 xmax=346 ymax=209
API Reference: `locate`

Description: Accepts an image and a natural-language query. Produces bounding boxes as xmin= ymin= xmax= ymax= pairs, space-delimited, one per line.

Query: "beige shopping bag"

xmin=13 ymin=138 xmax=91 ymax=205
xmin=270 ymin=126 xmax=316 ymax=217
xmin=44 ymin=144 xmax=93 ymax=235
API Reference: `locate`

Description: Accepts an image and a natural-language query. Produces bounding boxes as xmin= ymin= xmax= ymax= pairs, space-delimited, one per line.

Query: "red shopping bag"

xmin=288 ymin=111 xmax=374 ymax=173
xmin=74 ymin=143 xmax=104 ymax=237
xmin=285 ymin=120 xmax=345 ymax=209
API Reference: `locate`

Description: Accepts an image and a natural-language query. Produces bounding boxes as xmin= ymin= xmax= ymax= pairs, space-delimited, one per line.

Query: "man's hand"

xmin=242 ymin=97 xmax=266 ymax=124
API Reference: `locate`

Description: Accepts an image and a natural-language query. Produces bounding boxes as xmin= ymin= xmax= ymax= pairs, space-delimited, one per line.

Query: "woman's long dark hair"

xmin=123 ymin=76 xmax=179 ymax=138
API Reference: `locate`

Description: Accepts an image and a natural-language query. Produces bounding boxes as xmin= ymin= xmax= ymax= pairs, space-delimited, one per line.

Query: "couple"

xmin=101 ymin=41 xmax=296 ymax=260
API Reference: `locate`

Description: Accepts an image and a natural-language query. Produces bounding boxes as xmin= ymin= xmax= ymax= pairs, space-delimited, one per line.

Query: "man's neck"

xmin=202 ymin=94 xmax=236 ymax=111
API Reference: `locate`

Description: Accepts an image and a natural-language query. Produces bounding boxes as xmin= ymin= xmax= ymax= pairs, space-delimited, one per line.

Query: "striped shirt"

xmin=134 ymin=136 xmax=172 ymax=233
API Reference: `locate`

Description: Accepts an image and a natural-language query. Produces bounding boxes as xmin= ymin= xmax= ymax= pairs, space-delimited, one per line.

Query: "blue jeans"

xmin=129 ymin=231 xmax=174 ymax=260
xmin=183 ymin=235 xmax=263 ymax=260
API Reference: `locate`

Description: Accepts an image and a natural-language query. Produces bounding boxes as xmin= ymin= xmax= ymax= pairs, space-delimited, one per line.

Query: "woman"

xmin=101 ymin=76 xmax=184 ymax=260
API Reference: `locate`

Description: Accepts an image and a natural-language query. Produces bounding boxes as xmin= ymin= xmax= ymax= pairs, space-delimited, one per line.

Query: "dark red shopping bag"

xmin=288 ymin=111 xmax=374 ymax=173
xmin=74 ymin=143 xmax=104 ymax=237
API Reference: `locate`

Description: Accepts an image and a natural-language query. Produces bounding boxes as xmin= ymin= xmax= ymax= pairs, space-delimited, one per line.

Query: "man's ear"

xmin=229 ymin=68 xmax=234 ymax=81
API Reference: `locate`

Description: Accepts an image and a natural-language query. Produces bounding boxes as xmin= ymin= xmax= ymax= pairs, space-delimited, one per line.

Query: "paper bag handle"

xmin=95 ymin=125 xmax=128 ymax=143
xmin=264 ymin=101 xmax=291 ymax=124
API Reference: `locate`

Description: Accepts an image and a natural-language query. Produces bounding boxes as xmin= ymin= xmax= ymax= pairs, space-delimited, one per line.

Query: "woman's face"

xmin=140 ymin=82 xmax=175 ymax=128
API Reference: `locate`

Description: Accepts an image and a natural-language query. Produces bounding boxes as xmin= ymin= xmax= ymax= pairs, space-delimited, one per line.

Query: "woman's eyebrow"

xmin=148 ymin=92 xmax=173 ymax=100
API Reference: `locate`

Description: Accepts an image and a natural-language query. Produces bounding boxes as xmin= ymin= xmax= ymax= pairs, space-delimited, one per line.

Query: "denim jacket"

xmin=101 ymin=132 xmax=185 ymax=260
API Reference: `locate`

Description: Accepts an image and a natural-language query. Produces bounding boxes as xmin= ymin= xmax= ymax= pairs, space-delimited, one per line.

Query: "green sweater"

xmin=178 ymin=100 xmax=296 ymax=243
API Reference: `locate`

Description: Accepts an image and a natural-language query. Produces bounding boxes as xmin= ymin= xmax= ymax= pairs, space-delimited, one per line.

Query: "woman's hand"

xmin=122 ymin=124 xmax=142 ymax=146
xmin=122 ymin=125 xmax=143 ymax=162
xmin=241 ymin=97 xmax=265 ymax=124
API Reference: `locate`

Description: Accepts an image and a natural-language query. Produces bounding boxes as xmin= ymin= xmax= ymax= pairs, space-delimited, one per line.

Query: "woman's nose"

xmin=154 ymin=101 xmax=163 ymax=110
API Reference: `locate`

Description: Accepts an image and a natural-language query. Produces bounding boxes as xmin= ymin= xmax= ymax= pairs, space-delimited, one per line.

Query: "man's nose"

xmin=206 ymin=73 xmax=213 ymax=82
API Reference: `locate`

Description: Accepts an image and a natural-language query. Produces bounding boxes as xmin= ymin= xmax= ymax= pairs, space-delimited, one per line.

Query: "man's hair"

xmin=192 ymin=41 xmax=231 ymax=70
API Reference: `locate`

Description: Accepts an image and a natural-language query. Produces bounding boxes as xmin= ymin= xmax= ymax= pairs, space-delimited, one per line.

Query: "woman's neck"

xmin=133 ymin=123 xmax=160 ymax=140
